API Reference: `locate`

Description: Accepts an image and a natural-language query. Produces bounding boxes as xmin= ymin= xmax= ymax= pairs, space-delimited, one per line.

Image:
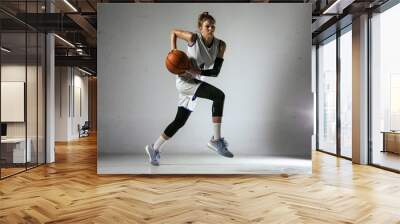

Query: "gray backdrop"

xmin=98 ymin=3 xmax=312 ymax=158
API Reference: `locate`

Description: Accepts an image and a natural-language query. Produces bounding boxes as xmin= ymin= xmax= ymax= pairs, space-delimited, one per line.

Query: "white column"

xmin=312 ymin=45 xmax=317 ymax=151
xmin=352 ymin=14 xmax=369 ymax=164
xmin=46 ymin=1 xmax=55 ymax=163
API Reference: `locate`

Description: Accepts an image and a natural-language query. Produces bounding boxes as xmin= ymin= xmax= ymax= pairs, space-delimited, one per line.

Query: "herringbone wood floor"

xmin=1 ymin=134 xmax=400 ymax=224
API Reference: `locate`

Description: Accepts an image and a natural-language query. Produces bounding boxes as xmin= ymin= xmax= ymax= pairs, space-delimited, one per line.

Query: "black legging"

xmin=163 ymin=82 xmax=225 ymax=138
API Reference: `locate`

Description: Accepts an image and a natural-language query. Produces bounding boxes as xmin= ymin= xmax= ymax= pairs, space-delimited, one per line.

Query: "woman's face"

xmin=199 ymin=20 xmax=215 ymax=39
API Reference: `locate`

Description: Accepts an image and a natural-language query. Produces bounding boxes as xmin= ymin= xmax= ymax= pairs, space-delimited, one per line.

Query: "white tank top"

xmin=177 ymin=32 xmax=220 ymax=83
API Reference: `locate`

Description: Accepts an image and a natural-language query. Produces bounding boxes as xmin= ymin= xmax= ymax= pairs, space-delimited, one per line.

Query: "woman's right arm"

xmin=170 ymin=29 xmax=196 ymax=51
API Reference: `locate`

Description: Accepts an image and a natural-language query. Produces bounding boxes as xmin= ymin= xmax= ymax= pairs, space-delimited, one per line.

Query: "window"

xmin=371 ymin=2 xmax=400 ymax=171
xmin=340 ymin=28 xmax=352 ymax=158
xmin=318 ymin=36 xmax=337 ymax=154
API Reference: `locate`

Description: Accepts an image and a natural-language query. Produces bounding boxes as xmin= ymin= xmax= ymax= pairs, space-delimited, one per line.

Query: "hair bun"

xmin=197 ymin=12 xmax=215 ymax=27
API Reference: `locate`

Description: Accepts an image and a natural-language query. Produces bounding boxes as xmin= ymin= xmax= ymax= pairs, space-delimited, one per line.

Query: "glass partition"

xmin=27 ymin=30 xmax=38 ymax=169
xmin=0 ymin=1 xmax=46 ymax=179
xmin=38 ymin=32 xmax=45 ymax=165
xmin=1 ymin=31 xmax=28 ymax=178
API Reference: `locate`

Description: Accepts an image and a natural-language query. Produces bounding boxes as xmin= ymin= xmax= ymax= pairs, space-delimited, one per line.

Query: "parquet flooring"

xmin=1 ymin=134 xmax=400 ymax=223
xmin=1 ymin=167 xmax=26 ymax=178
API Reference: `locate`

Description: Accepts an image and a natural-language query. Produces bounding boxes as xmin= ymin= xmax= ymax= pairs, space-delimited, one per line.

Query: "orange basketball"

xmin=165 ymin=50 xmax=189 ymax=75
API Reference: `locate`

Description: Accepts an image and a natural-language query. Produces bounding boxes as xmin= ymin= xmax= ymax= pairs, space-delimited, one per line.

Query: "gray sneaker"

xmin=145 ymin=144 xmax=160 ymax=166
xmin=207 ymin=137 xmax=234 ymax=158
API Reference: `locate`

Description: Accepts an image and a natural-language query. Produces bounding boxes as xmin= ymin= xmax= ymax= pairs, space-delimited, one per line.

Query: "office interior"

xmin=1 ymin=0 xmax=398 ymax=193
xmin=1 ymin=0 xmax=97 ymax=178
xmin=0 ymin=0 xmax=400 ymax=223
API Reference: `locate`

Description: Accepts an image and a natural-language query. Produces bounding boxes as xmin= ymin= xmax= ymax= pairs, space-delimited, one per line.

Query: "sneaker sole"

xmin=207 ymin=143 xmax=234 ymax=158
xmin=207 ymin=143 xmax=227 ymax=157
xmin=145 ymin=145 xmax=159 ymax=166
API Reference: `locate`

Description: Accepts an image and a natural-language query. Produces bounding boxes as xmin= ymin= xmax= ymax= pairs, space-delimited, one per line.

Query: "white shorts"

xmin=175 ymin=74 xmax=204 ymax=111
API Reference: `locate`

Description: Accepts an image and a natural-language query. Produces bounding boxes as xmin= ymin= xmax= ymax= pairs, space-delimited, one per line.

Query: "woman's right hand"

xmin=186 ymin=62 xmax=201 ymax=77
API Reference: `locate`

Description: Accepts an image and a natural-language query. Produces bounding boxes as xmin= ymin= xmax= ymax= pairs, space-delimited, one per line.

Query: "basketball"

xmin=165 ymin=49 xmax=189 ymax=75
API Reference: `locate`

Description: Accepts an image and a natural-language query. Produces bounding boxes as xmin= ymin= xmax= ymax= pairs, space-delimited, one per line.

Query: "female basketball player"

xmin=145 ymin=12 xmax=233 ymax=166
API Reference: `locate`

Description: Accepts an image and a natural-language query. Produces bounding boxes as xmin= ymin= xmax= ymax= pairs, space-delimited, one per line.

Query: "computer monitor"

xmin=1 ymin=123 xmax=7 ymax=137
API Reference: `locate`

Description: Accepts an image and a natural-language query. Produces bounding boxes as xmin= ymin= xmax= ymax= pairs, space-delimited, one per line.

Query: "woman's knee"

xmin=164 ymin=107 xmax=191 ymax=137
xmin=220 ymin=91 xmax=225 ymax=101
xmin=214 ymin=89 xmax=225 ymax=102
xmin=164 ymin=118 xmax=185 ymax=137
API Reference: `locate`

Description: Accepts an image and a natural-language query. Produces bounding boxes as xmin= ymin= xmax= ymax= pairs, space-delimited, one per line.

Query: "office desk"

xmin=382 ymin=131 xmax=400 ymax=154
xmin=1 ymin=138 xmax=31 ymax=163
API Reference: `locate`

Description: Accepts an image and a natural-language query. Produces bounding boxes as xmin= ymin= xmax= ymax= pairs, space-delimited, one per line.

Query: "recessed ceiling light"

xmin=54 ymin=34 xmax=75 ymax=48
xmin=1 ymin=47 xmax=11 ymax=53
xmin=63 ymin=0 xmax=78 ymax=12
xmin=78 ymin=67 xmax=93 ymax=76
xmin=322 ymin=0 xmax=354 ymax=15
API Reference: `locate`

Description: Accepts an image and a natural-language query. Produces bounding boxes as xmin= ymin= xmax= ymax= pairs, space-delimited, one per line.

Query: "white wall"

xmin=1 ymin=66 xmax=26 ymax=135
xmin=98 ymin=3 xmax=312 ymax=158
xmin=55 ymin=67 xmax=70 ymax=141
xmin=72 ymin=72 xmax=89 ymax=138
xmin=1 ymin=63 xmax=46 ymax=164
xmin=1 ymin=65 xmax=38 ymax=138
xmin=55 ymin=67 xmax=89 ymax=141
